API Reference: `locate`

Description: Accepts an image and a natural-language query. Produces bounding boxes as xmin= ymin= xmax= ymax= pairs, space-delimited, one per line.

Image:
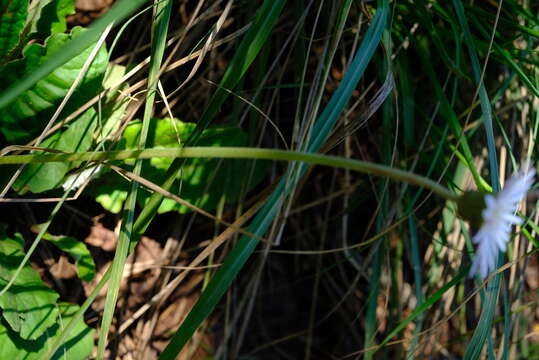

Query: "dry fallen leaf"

xmin=85 ymin=222 xmax=117 ymax=251
xmin=49 ymin=255 xmax=78 ymax=279
xmin=76 ymin=0 xmax=112 ymax=11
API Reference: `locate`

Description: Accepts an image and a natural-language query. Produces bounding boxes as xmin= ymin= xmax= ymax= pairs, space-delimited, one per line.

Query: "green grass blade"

xmin=95 ymin=188 xmax=137 ymax=359
xmin=464 ymin=271 xmax=503 ymax=359
xmin=451 ymin=0 xmax=499 ymax=190
xmin=376 ymin=267 xmax=468 ymax=354
xmin=451 ymin=2 xmax=505 ymax=358
xmin=308 ymin=6 xmax=386 ymax=152
xmin=405 ymin=215 xmax=424 ymax=359
xmin=501 ymin=282 xmax=510 ymax=360
xmin=365 ymin=28 xmax=392 ymax=359
xmin=466 ymin=13 xmax=539 ymax=98
xmin=95 ymin=1 xmax=172 ymax=358
xmin=190 ymin=0 xmax=288 ymax=143
xmin=416 ymin=37 xmax=490 ymax=192
xmin=44 ymin=267 xmax=111 ymax=359
xmin=364 ymin=233 xmax=383 ymax=360
xmin=465 ymin=5 xmax=539 ymax=39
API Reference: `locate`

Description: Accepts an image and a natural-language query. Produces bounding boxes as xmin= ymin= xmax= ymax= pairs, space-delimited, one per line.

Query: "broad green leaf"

xmin=0 ymin=0 xmax=148 ymax=110
xmin=12 ymin=107 xmax=98 ymax=193
xmin=92 ymin=118 xmax=266 ymax=214
xmin=42 ymin=232 xmax=96 ymax=282
xmin=0 ymin=232 xmax=59 ymax=340
xmin=27 ymin=0 xmax=75 ymax=39
xmin=0 ymin=26 xmax=108 ymax=143
xmin=0 ymin=302 xmax=94 ymax=360
xmin=95 ymin=188 xmax=128 ymax=214
xmin=0 ymin=0 xmax=28 ymax=59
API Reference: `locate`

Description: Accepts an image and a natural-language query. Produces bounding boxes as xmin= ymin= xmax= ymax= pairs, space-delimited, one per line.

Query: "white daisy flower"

xmin=469 ymin=167 xmax=535 ymax=279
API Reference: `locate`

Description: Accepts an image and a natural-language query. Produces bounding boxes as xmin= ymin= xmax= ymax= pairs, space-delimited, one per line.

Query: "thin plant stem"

xmin=0 ymin=146 xmax=458 ymax=201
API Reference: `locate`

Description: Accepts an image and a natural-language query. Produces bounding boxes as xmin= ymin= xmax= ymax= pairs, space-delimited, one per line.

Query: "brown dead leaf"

xmin=154 ymin=297 xmax=194 ymax=339
xmin=49 ymin=255 xmax=78 ymax=279
xmin=127 ymin=236 xmax=162 ymax=266
xmin=76 ymin=0 xmax=112 ymax=11
xmin=85 ymin=222 xmax=117 ymax=251
xmin=152 ymin=292 xmax=215 ymax=359
xmin=123 ymin=238 xmax=164 ymax=309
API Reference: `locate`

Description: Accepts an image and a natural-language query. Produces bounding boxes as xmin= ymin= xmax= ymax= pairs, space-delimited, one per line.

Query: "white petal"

xmin=502 ymin=213 xmax=523 ymax=225
xmin=484 ymin=194 xmax=496 ymax=209
xmin=495 ymin=234 xmax=508 ymax=252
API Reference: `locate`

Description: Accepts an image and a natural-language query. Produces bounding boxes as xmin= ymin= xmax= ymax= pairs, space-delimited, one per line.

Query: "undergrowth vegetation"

xmin=0 ymin=0 xmax=538 ymax=359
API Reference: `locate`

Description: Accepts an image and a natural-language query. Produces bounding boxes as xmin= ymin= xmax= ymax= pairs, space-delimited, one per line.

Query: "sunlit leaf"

xmin=0 ymin=26 xmax=107 ymax=143
xmin=0 ymin=232 xmax=59 ymax=340
xmin=27 ymin=0 xmax=76 ymax=39
xmin=0 ymin=302 xmax=94 ymax=360
xmin=12 ymin=107 xmax=98 ymax=193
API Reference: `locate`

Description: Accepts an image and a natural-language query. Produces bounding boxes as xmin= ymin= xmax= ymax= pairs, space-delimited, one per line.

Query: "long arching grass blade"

xmin=451 ymin=1 xmax=504 ymax=358
xmin=95 ymin=1 xmax=173 ymax=358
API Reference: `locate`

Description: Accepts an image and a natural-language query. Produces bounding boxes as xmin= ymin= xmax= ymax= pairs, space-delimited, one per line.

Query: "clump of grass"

xmin=0 ymin=0 xmax=538 ymax=359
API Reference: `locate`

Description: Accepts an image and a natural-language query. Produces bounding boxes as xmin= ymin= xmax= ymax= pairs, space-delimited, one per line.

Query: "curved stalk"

xmin=0 ymin=146 xmax=458 ymax=201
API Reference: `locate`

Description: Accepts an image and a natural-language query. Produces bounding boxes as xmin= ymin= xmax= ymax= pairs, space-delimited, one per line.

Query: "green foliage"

xmin=91 ymin=118 xmax=266 ymax=214
xmin=13 ymin=107 xmax=98 ymax=193
xmin=27 ymin=0 xmax=76 ymax=39
xmin=0 ymin=229 xmax=94 ymax=358
xmin=0 ymin=0 xmax=537 ymax=358
xmin=0 ymin=2 xmax=100 ymax=356
xmin=0 ymin=27 xmax=108 ymax=143
xmin=0 ymin=0 xmax=76 ymax=66
xmin=0 ymin=303 xmax=94 ymax=360
xmin=0 ymin=0 xmax=147 ymax=110
xmin=0 ymin=0 xmax=111 ymax=195
xmin=0 ymin=0 xmax=28 ymax=59
xmin=0 ymin=233 xmax=59 ymax=340
xmin=96 ymin=64 xmax=129 ymax=142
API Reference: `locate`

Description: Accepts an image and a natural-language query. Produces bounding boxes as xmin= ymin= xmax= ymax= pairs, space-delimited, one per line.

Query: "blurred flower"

xmin=469 ymin=167 xmax=535 ymax=279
